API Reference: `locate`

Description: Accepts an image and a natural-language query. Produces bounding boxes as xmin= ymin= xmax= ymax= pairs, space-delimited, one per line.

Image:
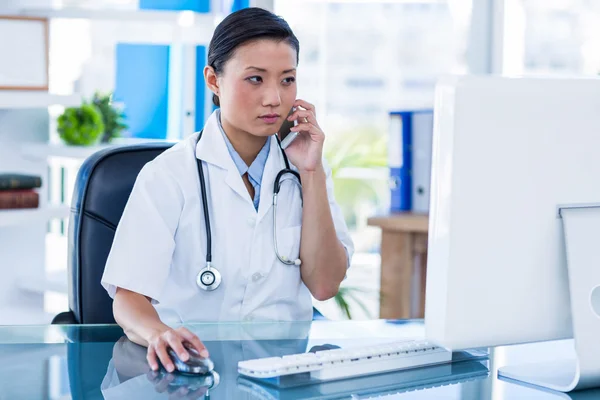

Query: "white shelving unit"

xmin=0 ymin=92 xmax=81 ymax=109
xmin=17 ymin=6 xmax=217 ymax=23
xmin=0 ymin=205 xmax=70 ymax=228
xmin=0 ymin=306 xmax=56 ymax=326
xmin=0 ymin=87 xmax=77 ymax=323
xmin=0 ymin=4 xmax=219 ymax=324
xmin=21 ymin=137 xmax=180 ymax=161
xmin=22 ymin=142 xmax=117 ymax=160
xmin=4 ymin=6 xmax=218 ymax=45
xmin=17 ymin=269 xmax=68 ymax=296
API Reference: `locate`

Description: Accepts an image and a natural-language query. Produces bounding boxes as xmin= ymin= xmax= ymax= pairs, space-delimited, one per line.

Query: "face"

xmin=205 ymin=39 xmax=298 ymax=137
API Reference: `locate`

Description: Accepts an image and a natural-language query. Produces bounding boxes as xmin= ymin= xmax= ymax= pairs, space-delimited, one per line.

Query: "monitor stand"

xmin=498 ymin=203 xmax=600 ymax=392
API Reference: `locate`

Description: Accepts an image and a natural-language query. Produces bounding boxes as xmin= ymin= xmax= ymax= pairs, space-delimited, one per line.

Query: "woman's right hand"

xmin=146 ymin=326 xmax=209 ymax=372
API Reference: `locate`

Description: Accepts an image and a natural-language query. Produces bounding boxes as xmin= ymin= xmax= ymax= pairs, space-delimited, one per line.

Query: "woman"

xmin=101 ymin=7 xmax=354 ymax=373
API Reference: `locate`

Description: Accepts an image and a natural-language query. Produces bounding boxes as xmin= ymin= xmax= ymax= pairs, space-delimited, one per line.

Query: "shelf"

xmin=22 ymin=142 xmax=117 ymax=161
xmin=0 ymin=205 xmax=70 ymax=227
xmin=15 ymin=7 xmax=219 ymax=23
xmin=21 ymin=137 xmax=179 ymax=160
xmin=4 ymin=7 xmax=218 ymax=44
xmin=18 ymin=269 xmax=67 ymax=295
xmin=0 ymin=91 xmax=81 ymax=109
xmin=0 ymin=306 xmax=57 ymax=326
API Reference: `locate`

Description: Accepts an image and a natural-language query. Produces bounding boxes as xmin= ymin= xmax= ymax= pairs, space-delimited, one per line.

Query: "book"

xmin=0 ymin=173 xmax=42 ymax=191
xmin=0 ymin=190 xmax=39 ymax=209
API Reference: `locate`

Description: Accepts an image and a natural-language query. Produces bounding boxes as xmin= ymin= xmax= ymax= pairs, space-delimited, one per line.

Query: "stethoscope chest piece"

xmin=196 ymin=262 xmax=221 ymax=291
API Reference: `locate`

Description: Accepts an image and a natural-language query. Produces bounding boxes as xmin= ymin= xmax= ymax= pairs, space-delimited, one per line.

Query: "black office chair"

xmin=52 ymin=142 xmax=326 ymax=325
xmin=52 ymin=143 xmax=174 ymax=324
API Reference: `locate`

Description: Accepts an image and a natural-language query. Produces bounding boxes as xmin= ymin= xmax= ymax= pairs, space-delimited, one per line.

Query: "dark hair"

xmin=207 ymin=7 xmax=300 ymax=107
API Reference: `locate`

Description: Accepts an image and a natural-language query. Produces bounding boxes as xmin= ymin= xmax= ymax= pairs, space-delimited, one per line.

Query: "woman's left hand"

xmin=283 ymin=99 xmax=325 ymax=173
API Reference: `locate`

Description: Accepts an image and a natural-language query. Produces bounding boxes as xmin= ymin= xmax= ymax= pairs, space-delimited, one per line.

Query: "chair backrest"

xmin=68 ymin=143 xmax=173 ymax=324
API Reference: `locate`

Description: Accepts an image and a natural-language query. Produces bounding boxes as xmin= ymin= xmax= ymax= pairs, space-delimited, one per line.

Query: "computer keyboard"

xmin=237 ymin=360 xmax=490 ymax=400
xmin=238 ymin=340 xmax=452 ymax=381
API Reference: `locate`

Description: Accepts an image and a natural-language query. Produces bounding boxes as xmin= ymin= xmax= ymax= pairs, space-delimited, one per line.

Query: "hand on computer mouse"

xmin=166 ymin=345 xmax=214 ymax=375
xmin=146 ymin=326 xmax=209 ymax=373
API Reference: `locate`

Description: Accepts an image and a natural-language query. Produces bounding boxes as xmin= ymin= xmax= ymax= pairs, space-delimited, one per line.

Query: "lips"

xmin=259 ymin=114 xmax=280 ymax=124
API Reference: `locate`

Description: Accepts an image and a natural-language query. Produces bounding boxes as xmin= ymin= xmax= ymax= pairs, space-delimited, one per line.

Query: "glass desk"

xmin=0 ymin=319 xmax=597 ymax=399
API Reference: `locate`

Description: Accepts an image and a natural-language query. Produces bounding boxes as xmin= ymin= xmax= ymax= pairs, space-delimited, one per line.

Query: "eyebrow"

xmin=245 ymin=66 xmax=296 ymax=73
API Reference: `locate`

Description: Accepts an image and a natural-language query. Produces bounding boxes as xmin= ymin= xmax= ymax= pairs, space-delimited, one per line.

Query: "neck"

xmin=221 ymin=116 xmax=268 ymax=167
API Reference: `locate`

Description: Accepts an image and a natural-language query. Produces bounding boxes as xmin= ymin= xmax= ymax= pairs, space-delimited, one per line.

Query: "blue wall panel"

xmin=231 ymin=0 xmax=249 ymax=12
xmin=195 ymin=45 xmax=207 ymax=131
xmin=139 ymin=0 xmax=210 ymax=12
xmin=114 ymin=44 xmax=170 ymax=139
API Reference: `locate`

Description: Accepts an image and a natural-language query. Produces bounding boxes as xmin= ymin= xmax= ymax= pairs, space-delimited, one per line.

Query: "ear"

xmin=204 ymin=66 xmax=219 ymax=96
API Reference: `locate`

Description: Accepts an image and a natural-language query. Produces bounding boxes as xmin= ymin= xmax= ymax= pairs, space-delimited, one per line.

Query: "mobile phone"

xmin=278 ymin=107 xmax=299 ymax=149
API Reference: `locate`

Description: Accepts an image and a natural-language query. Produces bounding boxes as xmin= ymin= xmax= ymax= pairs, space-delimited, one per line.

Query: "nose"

xmin=262 ymin=82 xmax=281 ymax=107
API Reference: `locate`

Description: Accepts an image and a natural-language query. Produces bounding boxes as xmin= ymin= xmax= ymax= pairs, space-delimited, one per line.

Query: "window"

xmin=275 ymin=0 xmax=473 ymax=319
xmin=503 ymin=0 xmax=600 ymax=76
xmin=275 ymin=0 xmax=473 ymax=249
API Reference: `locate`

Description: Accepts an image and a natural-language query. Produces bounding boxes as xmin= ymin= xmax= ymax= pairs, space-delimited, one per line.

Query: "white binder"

xmin=411 ymin=111 xmax=434 ymax=214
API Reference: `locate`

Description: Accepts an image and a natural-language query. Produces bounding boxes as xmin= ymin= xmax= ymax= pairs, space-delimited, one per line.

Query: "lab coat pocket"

xmin=272 ymin=225 xmax=312 ymax=320
xmin=276 ymin=225 xmax=302 ymax=265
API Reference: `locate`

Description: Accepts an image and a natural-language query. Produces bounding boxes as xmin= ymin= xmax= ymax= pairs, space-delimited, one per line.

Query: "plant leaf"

xmin=334 ymin=290 xmax=352 ymax=319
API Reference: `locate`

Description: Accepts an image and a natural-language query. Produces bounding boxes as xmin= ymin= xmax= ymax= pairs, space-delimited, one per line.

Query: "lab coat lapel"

xmin=257 ymin=136 xmax=282 ymax=223
xmin=195 ymin=112 xmax=254 ymax=207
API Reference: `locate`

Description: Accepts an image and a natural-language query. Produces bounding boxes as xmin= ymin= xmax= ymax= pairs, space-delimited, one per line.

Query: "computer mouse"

xmin=164 ymin=346 xmax=214 ymax=375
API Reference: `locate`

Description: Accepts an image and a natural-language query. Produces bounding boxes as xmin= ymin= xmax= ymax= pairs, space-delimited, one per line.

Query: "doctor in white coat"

xmin=101 ymin=7 xmax=354 ymax=374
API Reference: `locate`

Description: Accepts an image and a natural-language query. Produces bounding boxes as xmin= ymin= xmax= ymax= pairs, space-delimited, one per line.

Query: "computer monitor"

xmin=424 ymin=75 xmax=600 ymax=393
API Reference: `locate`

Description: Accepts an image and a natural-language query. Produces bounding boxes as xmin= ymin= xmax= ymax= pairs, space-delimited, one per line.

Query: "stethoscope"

xmin=194 ymin=130 xmax=303 ymax=291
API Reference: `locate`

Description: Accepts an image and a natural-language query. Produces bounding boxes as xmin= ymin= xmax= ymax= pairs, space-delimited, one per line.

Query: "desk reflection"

xmin=101 ymin=324 xmax=311 ymax=399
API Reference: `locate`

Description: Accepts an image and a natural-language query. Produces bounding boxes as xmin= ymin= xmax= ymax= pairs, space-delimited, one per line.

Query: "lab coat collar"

xmin=195 ymin=110 xmax=234 ymax=171
xmin=195 ymin=111 xmax=252 ymax=206
xmin=195 ymin=110 xmax=286 ymax=213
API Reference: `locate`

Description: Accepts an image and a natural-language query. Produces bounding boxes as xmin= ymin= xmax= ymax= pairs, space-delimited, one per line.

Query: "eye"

xmin=246 ymin=76 xmax=262 ymax=84
xmin=282 ymin=76 xmax=296 ymax=85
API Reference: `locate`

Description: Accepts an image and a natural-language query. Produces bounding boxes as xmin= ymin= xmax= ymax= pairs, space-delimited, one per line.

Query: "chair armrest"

xmin=52 ymin=311 xmax=77 ymax=325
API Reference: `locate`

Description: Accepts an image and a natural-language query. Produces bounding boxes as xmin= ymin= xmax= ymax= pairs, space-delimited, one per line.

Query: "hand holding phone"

xmin=278 ymin=107 xmax=299 ymax=149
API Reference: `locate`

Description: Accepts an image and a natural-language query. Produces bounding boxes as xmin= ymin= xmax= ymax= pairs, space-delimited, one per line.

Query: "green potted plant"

xmin=57 ymin=102 xmax=105 ymax=146
xmin=91 ymin=91 xmax=128 ymax=143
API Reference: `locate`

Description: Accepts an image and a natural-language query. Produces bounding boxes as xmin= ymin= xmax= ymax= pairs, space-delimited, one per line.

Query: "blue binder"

xmin=388 ymin=110 xmax=434 ymax=213
xmin=388 ymin=111 xmax=412 ymax=212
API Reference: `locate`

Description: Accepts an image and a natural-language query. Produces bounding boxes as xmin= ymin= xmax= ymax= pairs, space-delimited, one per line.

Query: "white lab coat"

xmin=101 ymin=110 xmax=354 ymax=325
